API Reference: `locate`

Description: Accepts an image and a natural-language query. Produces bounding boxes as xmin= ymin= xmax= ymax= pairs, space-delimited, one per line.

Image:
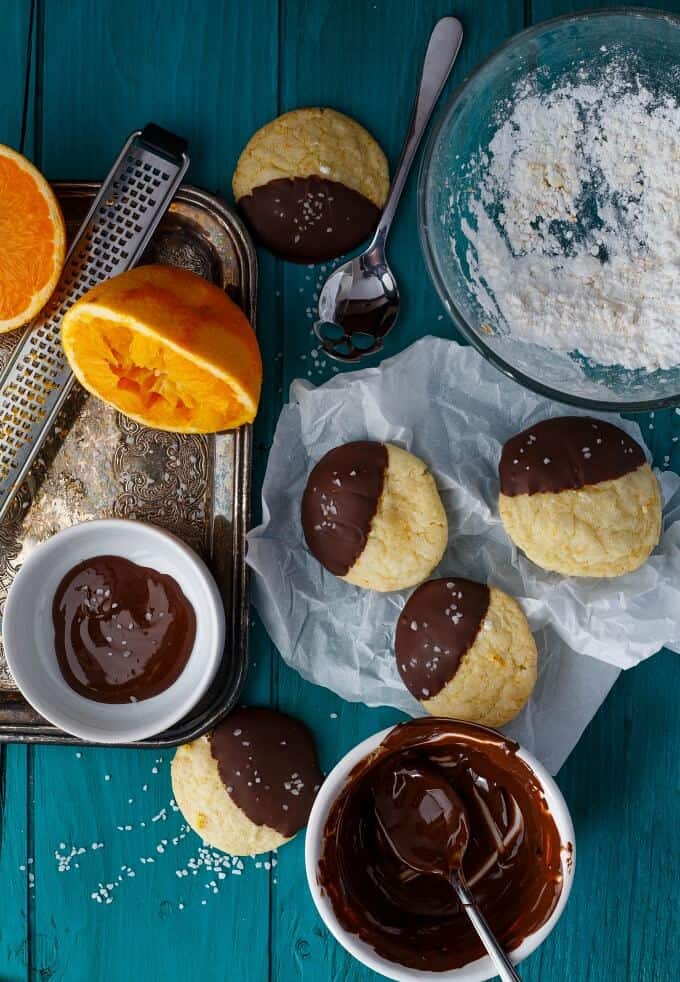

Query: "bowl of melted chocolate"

xmin=4 ymin=519 xmax=225 ymax=743
xmin=306 ymin=718 xmax=575 ymax=981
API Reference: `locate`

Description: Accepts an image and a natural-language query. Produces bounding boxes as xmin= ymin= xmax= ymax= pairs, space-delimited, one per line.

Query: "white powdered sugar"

xmin=459 ymin=66 xmax=680 ymax=371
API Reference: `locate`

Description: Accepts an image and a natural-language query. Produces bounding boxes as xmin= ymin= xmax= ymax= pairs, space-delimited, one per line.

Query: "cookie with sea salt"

xmin=395 ymin=578 xmax=537 ymax=727
xmin=232 ymin=108 xmax=389 ymax=262
xmin=498 ymin=416 xmax=662 ymax=578
xmin=301 ymin=441 xmax=448 ymax=593
xmin=171 ymin=707 xmax=323 ymax=856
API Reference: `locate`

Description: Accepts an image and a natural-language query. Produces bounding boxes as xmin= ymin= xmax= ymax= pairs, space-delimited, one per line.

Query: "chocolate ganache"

xmin=318 ymin=718 xmax=565 ymax=972
xmin=373 ymin=761 xmax=470 ymax=876
xmin=238 ymin=176 xmax=380 ymax=263
xmin=301 ymin=441 xmax=388 ymax=576
xmin=210 ymin=707 xmax=323 ymax=838
xmin=52 ymin=555 xmax=195 ymax=703
xmin=499 ymin=416 xmax=645 ymax=497
xmin=396 ymin=577 xmax=490 ymax=700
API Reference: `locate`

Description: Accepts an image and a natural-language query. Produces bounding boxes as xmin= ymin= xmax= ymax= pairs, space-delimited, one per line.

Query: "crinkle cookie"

xmin=171 ymin=707 xmax=323 ymax=856
xmin=232 ymin=107 xmax=389 ymax=262
xmin=498 ymin=416 xmax=661 ymax=578
xmin=395 ymin=578 xmax=537 ymax=727
xmin=301 ymin=441 xmax=448 ymax=593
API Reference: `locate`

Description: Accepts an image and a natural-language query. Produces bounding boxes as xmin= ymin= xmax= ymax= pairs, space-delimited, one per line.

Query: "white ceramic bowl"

xmin=3 ymin=519 xmax=225 ymax=743
xmin=306 ymin=723 xmax=575 ymax=982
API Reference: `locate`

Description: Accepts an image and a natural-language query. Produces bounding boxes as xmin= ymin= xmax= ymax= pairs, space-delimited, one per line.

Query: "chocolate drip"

xmin=499 ymin=416 xmax=645 ymax=497
xmin=301 ymin=441 xmax=388 ymax=576
xmin=52 ymin=555 xmax=195 ymax=703
xmin=210 ymin=707 xmax=323 ymax=838
xmin=396 ymin=578 xmax=490 ymax=700
xmin=238 ymin=175 xmax=381 ymax=263
xmin=318 ymin=718 xmax=565 ymax=973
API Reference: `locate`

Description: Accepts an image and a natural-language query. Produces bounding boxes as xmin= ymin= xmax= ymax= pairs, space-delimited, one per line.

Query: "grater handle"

xmin=137 ymin=123 xmax=188 ymax=163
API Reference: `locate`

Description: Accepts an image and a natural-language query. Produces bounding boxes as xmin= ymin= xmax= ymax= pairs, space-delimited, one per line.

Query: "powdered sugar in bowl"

xmin=419 ymin=9 xmax=680 ymax=411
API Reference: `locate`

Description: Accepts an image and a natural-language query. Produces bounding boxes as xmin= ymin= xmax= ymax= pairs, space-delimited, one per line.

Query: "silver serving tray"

xmin=0 ymin=182 xmax=256 ymax=746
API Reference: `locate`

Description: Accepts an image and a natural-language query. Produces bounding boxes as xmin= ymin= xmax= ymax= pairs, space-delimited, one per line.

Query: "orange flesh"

xmin=0 ymin=156 xmax=61 ymax=320
xmin=73 ymin=316 xmax=252 ymax=432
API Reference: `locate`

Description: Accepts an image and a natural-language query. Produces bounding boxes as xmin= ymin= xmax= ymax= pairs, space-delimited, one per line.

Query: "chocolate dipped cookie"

xmin=301 ymin=441 xmax=448 ymax=593
xmin=395 ymin=577 xmax=537 ymax=727
xmin=171 ymin=707 xmax=323 ymax=855
xmin=499 ymin=416 xmax=661 ymax=577
xmin=232 ymin=108 xmax=389 ymax=262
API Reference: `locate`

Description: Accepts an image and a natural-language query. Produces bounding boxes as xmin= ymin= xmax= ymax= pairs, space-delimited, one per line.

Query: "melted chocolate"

xmin=238 ymin=176 xmax=380 ymax=263
xmin=318 ymin=718 xmax=566 ymax=973
xmin=396 ymin=578 xmax=490 ymax=700
xmin=210 ymin=707 xmax=323 ymax=838
xmin=499 ymin=416 xmax=645 ymax=497
xmin=301 ymin=441 xmax=388 ymax=577
xmin=373 ymin=762 xmax=470 ymax=876
xmin=53 ymin=555 xmax=195 ymax=703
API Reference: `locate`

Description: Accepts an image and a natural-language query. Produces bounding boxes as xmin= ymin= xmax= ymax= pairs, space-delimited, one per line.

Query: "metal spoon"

xmin=314 ymin=16 xmax=463 ymax=362
xmin=374 ymin=762 xmax=522 ymax=982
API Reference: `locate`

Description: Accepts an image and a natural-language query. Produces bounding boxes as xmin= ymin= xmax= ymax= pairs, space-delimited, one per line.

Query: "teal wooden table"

xmin=1 ymin=2 xmax=678 ymax=979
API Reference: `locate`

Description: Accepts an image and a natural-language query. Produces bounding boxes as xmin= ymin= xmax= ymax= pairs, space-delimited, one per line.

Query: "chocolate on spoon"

xmin=373 ymin=762 xmax=469 ymax=876
xmin=373 ymin=760 xmax=522 ymax=982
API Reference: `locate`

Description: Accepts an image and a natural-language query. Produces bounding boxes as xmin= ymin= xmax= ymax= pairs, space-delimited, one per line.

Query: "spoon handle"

xmin=369 ymin=16 xmax=463 ymax=253
xmin=450 ymin=872 xmax=522 ymax=982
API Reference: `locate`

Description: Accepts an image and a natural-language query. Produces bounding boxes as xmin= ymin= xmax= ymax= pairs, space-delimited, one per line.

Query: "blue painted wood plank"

xmin=526 ymin=650 xmax=680 ymax=982
xmin=0 ymin=747 xmax=30 ymax=982
xmin=532 ymin=0 xmax=680 ymax=18
xmin=40 ymin=0 xmax=275 ymax=190
xmin=27 ymin=745 xmax=270 ymax=982
xmin=0 ymin=0 xmax=32 ymax=147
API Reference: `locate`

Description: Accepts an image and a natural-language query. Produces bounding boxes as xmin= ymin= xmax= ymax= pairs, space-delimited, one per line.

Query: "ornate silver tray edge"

xmin=0 ymin=183 xmax=256 ymax=747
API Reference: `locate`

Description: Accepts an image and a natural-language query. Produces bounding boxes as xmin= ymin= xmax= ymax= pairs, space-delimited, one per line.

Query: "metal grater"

xmin=0 ymin=123 xmax=189 ymax=521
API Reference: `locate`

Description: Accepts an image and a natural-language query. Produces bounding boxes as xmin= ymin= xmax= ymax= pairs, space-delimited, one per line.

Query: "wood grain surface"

xmin=0 ymin=2 xmax=678 ymax=980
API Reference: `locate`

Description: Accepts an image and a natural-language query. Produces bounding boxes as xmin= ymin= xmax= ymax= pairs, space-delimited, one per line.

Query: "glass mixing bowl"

xmin=419 ymin=8 xmax=680 ymax=411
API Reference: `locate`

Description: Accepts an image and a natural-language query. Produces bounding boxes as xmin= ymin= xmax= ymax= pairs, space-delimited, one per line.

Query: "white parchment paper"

xmin=247 ymin=338 xmax=680 ymax=773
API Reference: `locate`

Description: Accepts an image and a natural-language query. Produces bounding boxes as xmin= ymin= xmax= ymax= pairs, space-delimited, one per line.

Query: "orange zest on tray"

xmin=0 ymin=145 xmax=66 ymax=332
xmin=61 ymin=265 xmax=262 ymax=433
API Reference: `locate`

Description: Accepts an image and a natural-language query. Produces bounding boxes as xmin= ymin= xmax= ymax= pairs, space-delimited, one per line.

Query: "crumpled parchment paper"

xmin=247 ymin=337 xmax=680 ymax=773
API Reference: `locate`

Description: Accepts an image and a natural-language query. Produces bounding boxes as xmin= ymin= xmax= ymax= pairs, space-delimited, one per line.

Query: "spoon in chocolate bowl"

xmin=373 ymin=762 xmax=522 ymax=982
xmin=314 ymin=16 xmax=463 ymax=362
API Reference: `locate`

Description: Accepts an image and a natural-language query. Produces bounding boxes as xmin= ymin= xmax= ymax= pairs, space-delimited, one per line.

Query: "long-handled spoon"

xmin=374 ymin=762 xmax=522 ymax=982
xmin=314 ymin=16 xmax=463 ymax=362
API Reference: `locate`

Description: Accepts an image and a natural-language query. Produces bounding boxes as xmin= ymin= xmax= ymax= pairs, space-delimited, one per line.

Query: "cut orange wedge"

xmin=0 ymin=145 xmax=65 ymax=332
xmin=61 ymin=265 xmax=262 ymax=433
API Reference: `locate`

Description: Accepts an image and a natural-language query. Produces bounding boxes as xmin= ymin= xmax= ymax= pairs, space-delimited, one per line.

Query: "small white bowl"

xmin=306 ymin=723 xmax=575 ymax=982
xmin=3 ymin=519 xmax=225 ymax=744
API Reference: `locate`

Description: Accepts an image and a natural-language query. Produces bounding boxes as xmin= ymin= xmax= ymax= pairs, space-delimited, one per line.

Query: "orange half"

xmin=61 ymin=265 xmax=262 ymax=433
xmin=0 ymin=145 xmax=66 ymax=332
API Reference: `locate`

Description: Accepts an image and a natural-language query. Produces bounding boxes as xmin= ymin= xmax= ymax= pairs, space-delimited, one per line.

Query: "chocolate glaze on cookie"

xmin=396 ymin=578 xmax=490 ymax=700
xmin=210 ymin=707 xmax=323 ymax=838
xmin=301 ymin=441 xmax=388 ymax=577
xmin=238 ymin=176 xmax=380 ymax=263
xmin=499 ymin=416 xmax=645 ymax=497
xmin=318 ymin=718 xmax=565 ymax=972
